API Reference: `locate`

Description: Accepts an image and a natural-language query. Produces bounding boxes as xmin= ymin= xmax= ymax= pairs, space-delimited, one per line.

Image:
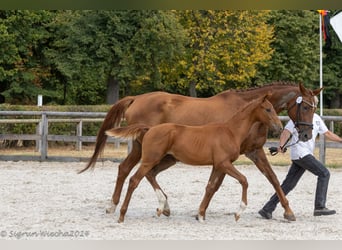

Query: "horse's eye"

xmin=266 ymin=108 xmax=271 ymax=112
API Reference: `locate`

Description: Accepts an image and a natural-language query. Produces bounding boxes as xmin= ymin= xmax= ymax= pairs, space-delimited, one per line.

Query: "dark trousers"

xmin=262 ymin=154 xmax=330 ymax=213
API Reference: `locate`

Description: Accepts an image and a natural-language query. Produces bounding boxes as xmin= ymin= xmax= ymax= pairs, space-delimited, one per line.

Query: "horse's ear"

xmin=312 ymin=87 xmax=323 ymax=96
xmin=299 ymin=83 xmax=308 ymax=95
xmin=263 ymin=91 xmax=272 ymax=101
xmin=299 ymin=82 xmax=323 ymax=96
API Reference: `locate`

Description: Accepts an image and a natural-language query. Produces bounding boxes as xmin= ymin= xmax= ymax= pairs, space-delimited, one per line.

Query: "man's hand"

xmin=268 ymin=146 xmax=287 ymax=156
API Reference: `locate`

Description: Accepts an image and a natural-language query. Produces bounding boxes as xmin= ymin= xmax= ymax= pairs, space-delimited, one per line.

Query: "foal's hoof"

xmin=156 ymin=208 xmax=171 ymax=217
xmin=234 ymin=213 xmax=241 ymax=222
xmin=106 ymin=208 xmax=113 ymax=214
xmin=195 ymin=214 xmax=205 ymax=223
xmin=106 ymin=205 xmax=116 ymax=214
xmin=156 ymin=208 xmax=163 ymax=217
xmin=284 ymin=213 xmax=296 ymax=221
xmin=162 ymin=209 xmax=171 ymax=217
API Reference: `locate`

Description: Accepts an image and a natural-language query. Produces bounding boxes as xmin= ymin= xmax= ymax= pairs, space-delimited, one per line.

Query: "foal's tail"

xmin=78 ymin=96 xmax=135 ymax=174
xmin=105 ymin=124 xmax=150 ymax=141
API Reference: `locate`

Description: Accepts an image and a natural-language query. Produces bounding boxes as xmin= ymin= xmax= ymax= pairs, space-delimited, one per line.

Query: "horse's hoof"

xmin=284 ymin=213 xmax=296 ymax=221
xmin=156 ymin=208 xmax=163 ymax=217
xmin=162 ymin=209 xmax=171 ymax=217
xmin=106 ymin=208 xmax=113 ymax=214
xmin=106 ymin=205 xmax=116 ymax=214
xmin=234 ymin=213 xmax=240 ymax=222
xmin=196 ymin=214 xmax=205 ymax=223
xmin=117 ymin=217 xmax=124 ymax=223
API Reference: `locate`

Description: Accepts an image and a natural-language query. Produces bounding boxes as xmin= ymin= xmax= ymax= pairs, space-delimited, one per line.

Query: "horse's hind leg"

xmin=106 ymin=140 xmax=142 ymax=214
xmin=145 ymin=154 xmax=177 ymax=217
xmin=197 ymin=168 xmax=225 ymax=222
xmin=118 ymin=161 xmax=158 ymax=223
xmin=198 ymin=161 xmax=248 ymax=222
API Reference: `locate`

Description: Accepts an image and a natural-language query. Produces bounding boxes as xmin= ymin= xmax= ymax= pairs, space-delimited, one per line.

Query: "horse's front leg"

xmin=245 ymin=148 xmax=296 ymax=221
xmin=145 ymin=154 xmax=177 ymax=217
xmin=106 ymin=140 xmax=142 ymax=214
xmin=218 ymin=161 xmax=248 ymax=221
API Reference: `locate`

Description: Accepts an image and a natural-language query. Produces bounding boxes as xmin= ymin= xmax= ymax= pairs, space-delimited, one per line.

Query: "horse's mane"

xmin=217 ymin=81 xmax=297 ymax=95
xmin=232 ymin=81 xmax=297 ymax=93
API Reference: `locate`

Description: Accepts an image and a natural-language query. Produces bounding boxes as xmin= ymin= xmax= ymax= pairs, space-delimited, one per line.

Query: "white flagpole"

xmin=319 ymin=12 xmax=323 ymax=116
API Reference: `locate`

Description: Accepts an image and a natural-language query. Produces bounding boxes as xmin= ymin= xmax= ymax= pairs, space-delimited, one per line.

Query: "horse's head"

xmin=258 ymin=93 xmax=283 ymax=134
xmin=286 ymin=83 xmax=322 ymax=142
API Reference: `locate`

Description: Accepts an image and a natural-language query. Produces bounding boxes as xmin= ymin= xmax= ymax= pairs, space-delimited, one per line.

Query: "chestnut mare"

xmin=106 ymin=94 xmax=283 ymax=222
xmin=79 ymin=82 xmax=322 ymax=221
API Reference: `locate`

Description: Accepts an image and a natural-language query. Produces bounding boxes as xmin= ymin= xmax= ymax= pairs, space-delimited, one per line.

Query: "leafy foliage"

xmin=254 ymin=10 xmax=319 ymax=87
xmin=0 ymin=10 xmax=56 ymax=104
xmin=173 ymin=10 xmax=274 ymax=96
xmin=0 ymin=10 xmax=341 ymax=107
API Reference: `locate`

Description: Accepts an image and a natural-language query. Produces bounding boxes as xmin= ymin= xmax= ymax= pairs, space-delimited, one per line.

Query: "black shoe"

xmin=258 ymin=208 xmax=272 ymax=219
xmin=313 ymin=207 xmax=336 ymax=216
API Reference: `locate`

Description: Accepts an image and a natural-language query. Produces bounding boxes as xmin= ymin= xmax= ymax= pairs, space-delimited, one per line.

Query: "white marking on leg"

xmin=106 ymin=203 xmax=117 ymax=214
xmin=155 ymin=189 xmax=167 ymax=216
xmin=197 ymin=214 xmax=205 ymax=223
xmin=235 ymin=201 xmax=247 ymax=221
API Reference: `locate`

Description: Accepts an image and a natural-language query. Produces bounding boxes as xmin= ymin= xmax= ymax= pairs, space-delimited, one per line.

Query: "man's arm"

xmin=324 ymin=130 xmax=342 ymax=143
xmin=278 ymin=129 xmax=292 ymax=152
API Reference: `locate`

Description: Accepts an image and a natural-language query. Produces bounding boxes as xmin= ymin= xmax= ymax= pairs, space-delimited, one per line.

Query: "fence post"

xmin=127 ymin=139 xmax=132 ymax=154
xmin=329 ymin=120 xmax=334 ymax=133
xmin=36 ymin=121 xmax=42 ymax=152
xmin=40 ymin=113 xmax=48 ymax=160
xmin=114 ymin=139 xmax=120 ymax=148
xmin=76 ymin=120 xmax=82 ymax=151
xmin=319 ymin=134 xmax=326 ymax=164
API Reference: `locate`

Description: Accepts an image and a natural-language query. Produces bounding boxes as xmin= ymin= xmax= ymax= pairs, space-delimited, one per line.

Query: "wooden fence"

xmin=0 ymin=111 xmax=131 ymax=162
xmin=0 ymin=111 xmax=341 ymax=163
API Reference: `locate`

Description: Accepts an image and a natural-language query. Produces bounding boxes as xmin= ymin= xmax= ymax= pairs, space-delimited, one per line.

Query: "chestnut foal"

xmin=106 ymin=94 xmax=283 ymax=223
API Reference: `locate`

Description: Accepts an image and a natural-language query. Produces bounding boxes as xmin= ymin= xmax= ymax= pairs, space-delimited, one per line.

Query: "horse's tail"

xmin=105 ymin=124 xmax=150 ymax=141
xmin=78 ymin=96 xmax=135 ymax=174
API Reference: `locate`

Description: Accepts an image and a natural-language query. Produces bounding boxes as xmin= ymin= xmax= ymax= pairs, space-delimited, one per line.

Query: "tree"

xmin=254 ymin=10 xmax=320 ymax=87
xmin=253 ymin=10 xmax=342 ymax=108
xmin=49 ymin=10 xmax=187 ymax=104
xmin=0 ymin=10 xmax=55 ymax=104
xmin=43 ymin=10 xmax=108 ymax=105
xmin=174 ymin=10 xmax=274 ymax=97
xmin=0 ymin=10 xmax=187 ymax=105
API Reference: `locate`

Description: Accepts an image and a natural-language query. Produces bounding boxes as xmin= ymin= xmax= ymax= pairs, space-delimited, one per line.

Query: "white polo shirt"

xmin=285 ymin=113 xmax=328 ymax=160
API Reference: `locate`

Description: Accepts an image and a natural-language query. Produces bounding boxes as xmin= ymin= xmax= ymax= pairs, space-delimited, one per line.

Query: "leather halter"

xmin=269 ymin=96 xmax=316 ymax=155
xmin=287 ymin=96 xmax=315 ymax=131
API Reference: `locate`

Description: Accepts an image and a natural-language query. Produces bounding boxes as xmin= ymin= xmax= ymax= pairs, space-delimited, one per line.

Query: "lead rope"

xmin=269 ymin=134 xmax=299 ymax=156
